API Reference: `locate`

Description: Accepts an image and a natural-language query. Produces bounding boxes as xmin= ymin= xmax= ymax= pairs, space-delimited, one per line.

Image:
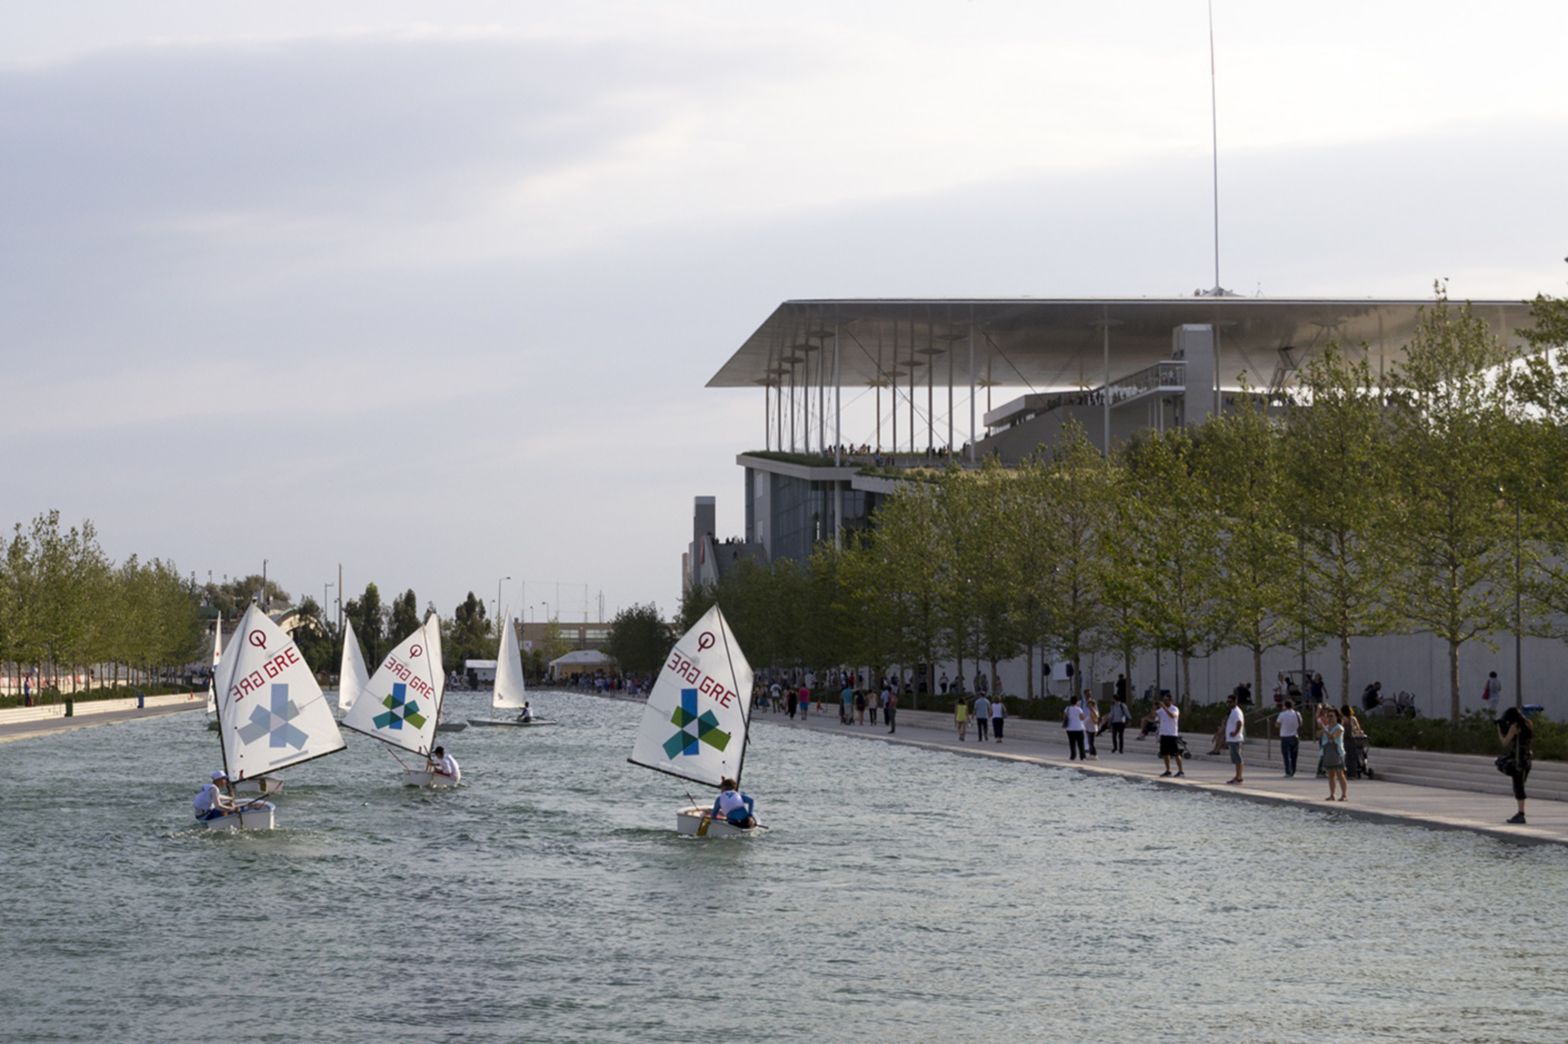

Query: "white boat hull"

xmin=436 ymin=722 xmax=468 ymax=733
xmin=467 ymin=718 xmax=556 ymax=728
xmin=675 ymin=805 xmax=758 ymax=837
xmin=200 ymin=803 xmax=276 ymax=831
xmin=232 ymin=776 xmax=284 ymax=796
xmin=402 ymin=769 xmax=460 ymax=788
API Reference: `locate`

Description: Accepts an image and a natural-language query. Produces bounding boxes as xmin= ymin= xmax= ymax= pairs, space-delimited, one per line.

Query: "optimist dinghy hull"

xmin=402 ymin=769 xmax=460 ymax=788
xmin=675 ymin=805 xmax=759 ymax=837
xmin=466 ymin=718 xmax=556 ymax=728
xmin=201 ymin=803 xmax=276 ymax=831
xmin=435 ymin=722 xmax=468 ymax=733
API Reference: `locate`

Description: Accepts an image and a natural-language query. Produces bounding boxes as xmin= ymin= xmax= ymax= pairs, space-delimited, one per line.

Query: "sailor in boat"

xmin=517 ymin=701 xmax=533 ymax=723
xmin=709 ymin=778 xmax=756 ymax=830
xmin=429 ymin=745 xmax=461 ymax=784
xmin=193 ymin=771 xmax=237 ymax=821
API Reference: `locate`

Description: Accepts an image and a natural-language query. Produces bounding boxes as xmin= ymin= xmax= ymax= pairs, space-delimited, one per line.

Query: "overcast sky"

xmin=4 ymin=1 xmax=1566 ymax=623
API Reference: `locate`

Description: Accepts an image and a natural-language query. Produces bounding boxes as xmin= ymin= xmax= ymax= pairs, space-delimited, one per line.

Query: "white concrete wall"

xmin=921 ymin=629 xmax=1565 ymax=718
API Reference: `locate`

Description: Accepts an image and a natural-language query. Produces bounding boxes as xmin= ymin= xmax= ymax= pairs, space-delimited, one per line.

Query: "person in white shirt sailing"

xmin=517 ymin=700 xmax=534 ymax=723
xmin=193 ymin=770 xmax=237 ymax=821
xmin=429 ymin=746 xmax=461 ymax=784
xmin=709 ymin=778 xmax=757 ymax=829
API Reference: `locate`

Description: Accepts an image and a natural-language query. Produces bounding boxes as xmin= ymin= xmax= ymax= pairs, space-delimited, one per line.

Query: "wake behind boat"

xmin=628 ymin=604 xmax=758 ymax=837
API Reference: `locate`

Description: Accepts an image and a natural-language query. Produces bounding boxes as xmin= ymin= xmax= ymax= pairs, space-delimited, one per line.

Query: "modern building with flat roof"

xmin=696 ymin=295 xmax=1559 ymax=716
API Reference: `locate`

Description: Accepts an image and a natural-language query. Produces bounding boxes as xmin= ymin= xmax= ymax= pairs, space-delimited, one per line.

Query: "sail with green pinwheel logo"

xmin=340 ymin=613 xmax=446 ymax=758
xmin=628 ymin=604 xmax=754 ymax=789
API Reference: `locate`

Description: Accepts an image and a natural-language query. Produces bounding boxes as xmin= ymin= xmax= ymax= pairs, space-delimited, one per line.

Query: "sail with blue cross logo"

xmin=629 ymin=604 xmax=754 ymax=788
xmin=214 ymin=604 xmax=347 ymax=780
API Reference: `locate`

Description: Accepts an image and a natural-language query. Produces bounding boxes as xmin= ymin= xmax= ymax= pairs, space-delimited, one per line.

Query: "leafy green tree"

xmin=863 ymin=478 xmax=946 ymax=704
xmin=677 ymin=582 xmax=716 ymax=634
xmin=444 ymin=591 xmax=493 ymax=672
xmin=202 ymin=574 xmax=291 ymax=618
xmin=344 ymin=582 xmax=386 ymax=666
xmin=1283 ymin=347 xmax=1398 ymax=705
xmin=389 ymin=588 xmax=421 ymax=644
xmin=1385 ymin=293 xmax=1518 ymax=721
xmin=606 ymin=603 xmax=673 ymax=676
xmin=1193 ymin=391 xmax=1297 ymax=707
xmin=1026 ymin=423 xmax=1112 ymax=694
xmin=292 ymin=596 xmax=335 ymax=673
xmin=1105 ymin=430 xmax=1227 ymax=709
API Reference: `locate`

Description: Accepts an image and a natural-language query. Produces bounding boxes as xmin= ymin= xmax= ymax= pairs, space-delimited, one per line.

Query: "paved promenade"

xmin=761 ymin=704 xmax=1568 ymax=847
xmin=0 ymin=702 xmax=204 ymax=744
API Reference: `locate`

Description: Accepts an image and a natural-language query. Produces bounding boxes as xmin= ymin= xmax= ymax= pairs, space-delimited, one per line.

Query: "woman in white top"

xmin=1063 ymin=696 xmax=1087 ymax=760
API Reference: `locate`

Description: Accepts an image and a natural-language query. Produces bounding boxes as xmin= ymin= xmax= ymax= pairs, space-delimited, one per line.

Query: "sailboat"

xmin=469 ymin=617 xmax=554 ymax=727
xmin=338 ymin=617 xmax=370 ymax=719
xmin=628 ymin=604 xmax=757 ymax=836
xmin=340 ymin=613 xmax=455 ymax=787
xmin=204 ymin=613 xmax=222 ymax=731
xmin=206 ymin=603 xmax=348 ymax=830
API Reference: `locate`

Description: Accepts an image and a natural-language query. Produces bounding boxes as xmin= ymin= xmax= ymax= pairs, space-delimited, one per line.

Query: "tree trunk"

xmin=1026 ymin=642 xmax=1035 ymax=699
xmin=1181 ymin=652 xmax=1193 ymax=713
xmin=1448 ymin=638 xmax=1461 ymax=723
xmin=1339 ymin=634 xmax=1351 ymax=708
xmin=1253 ymin=647 xmax=1264 ymax=719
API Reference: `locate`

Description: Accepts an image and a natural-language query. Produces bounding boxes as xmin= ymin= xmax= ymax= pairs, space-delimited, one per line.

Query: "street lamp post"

xmin=324 ymin=581 xmax=334 ymax=630
xmin=1515 ymin=497 xmax=1523 ymax=712
xmin=497 ymin=576 xmax=511 ymax=638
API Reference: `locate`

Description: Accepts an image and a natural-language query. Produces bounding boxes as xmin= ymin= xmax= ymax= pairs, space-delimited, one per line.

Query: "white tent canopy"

xmin=549 ymin=649 xmax=613 ymax=669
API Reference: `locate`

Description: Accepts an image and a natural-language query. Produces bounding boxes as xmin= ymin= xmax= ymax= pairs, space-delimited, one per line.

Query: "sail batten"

xmin=214 ymin=604 xmax=346 ymax=779
xmin=629 ymin=605 xmax=753 ymax=791
xmin=340 ymin=613 xmax=445 ymax=757
xmin=493 ymin=619 xmax=527 ymax=710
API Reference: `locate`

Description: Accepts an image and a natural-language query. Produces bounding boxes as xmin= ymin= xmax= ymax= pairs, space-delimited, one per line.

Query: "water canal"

xmin=3 ymin=690 xmax=1565 ymax=1042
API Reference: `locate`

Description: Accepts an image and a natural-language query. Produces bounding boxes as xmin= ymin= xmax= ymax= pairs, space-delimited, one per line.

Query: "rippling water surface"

xmin=4 ymin=689 xmax=1567 ymax=1042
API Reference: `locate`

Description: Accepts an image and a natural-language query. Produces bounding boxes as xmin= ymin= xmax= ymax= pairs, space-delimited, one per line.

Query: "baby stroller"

xmin=1344 ymin=733 xmax=1374 ymax=779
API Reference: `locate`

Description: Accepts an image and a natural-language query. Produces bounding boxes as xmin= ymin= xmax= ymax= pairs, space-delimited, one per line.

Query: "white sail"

xmin=215 ymin=604 xmax=346 ymax=781
xmin=206 ymin=613 xmax=221 ymax=715
xmin=338 ymin=617 xmax=370 ymax=714
xmin=492 ymin=618 xmax=527 ymax=710
xmin=629 ymin=604 xmax=753 ymax=789
xmin=342 ymin=612 xmax=445 ymax=756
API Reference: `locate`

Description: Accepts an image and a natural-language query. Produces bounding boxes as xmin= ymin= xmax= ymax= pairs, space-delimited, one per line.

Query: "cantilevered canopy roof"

xmin=707 ymin=298 xmax=1535 ymax=391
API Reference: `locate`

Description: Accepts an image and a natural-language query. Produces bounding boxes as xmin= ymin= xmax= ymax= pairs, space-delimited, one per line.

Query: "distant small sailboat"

xmin=205 ymin=604 xmax=347 ymax=829
xmin=204 ymin=614 xmax=222 ymax=732
xmin=628 ymin=604 xmax=756 ymax=836
xmin=338 ymin=617 xmax=370 ymax=718
xmin=340 ymin=613 xmax=455 ymax=787
xmin=469 ymin=618 xmax=555 ymax=728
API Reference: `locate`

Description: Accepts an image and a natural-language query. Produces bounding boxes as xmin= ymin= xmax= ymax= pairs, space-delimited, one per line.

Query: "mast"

xmin=719 ymin=608 xmax=753 ymax=789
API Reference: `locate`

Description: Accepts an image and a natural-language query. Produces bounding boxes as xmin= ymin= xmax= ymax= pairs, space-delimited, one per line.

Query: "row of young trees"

xmin=0 ymin=511 xmax=205 ymax=691
xmin=681 ymin=291 xmax=1568 ymax=722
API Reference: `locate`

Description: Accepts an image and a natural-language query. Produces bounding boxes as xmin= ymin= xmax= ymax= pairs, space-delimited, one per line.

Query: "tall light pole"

xmin=1515 ymin=496 xmax=1523 ymax=712
xmin=324 ymin=581 xmax=334 ymax=630
xmin=497 ymin=575 xmax=511 ymax=637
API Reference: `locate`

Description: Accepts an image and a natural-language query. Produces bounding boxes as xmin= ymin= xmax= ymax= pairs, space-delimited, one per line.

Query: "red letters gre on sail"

xmin=229 ymin=646 xmax=302 ymax=701
xmin=665 ymin=649 xmax=735 ymax=708
xmin=384 ymin=654 xmax=435 ymax=699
